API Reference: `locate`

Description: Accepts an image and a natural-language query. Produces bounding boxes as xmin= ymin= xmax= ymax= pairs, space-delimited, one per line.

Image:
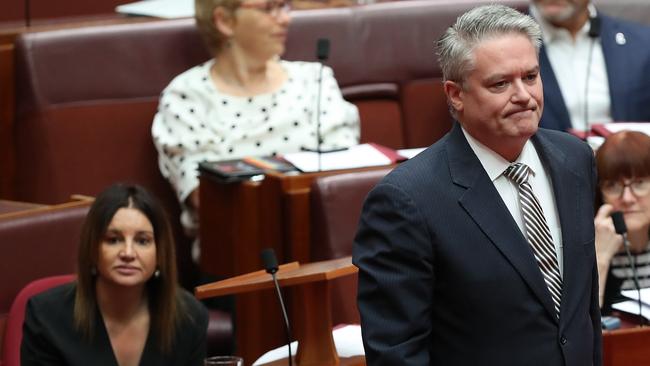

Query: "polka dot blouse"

xmin=152 ymin=59 xmax=360 ymax=229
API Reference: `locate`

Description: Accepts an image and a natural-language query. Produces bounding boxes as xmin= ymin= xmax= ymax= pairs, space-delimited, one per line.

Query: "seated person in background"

xmin=530 ymin=0 xmax=650 ymax=132
xmin=594 ymin=131 xmax=650 ymax=312
xmin=21 ymin=184 xmax=208 ymax=365
xmin=152 ymin=0 xmax=360 ymax=237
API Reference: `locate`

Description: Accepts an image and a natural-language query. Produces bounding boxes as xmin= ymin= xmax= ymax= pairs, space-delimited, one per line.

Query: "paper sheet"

xmin=116 ymin=0 xmax=194 ymax=18
xmin=595 ymin=122 xmax=650 ymax=136
xmin=621 ymin=287 xmax=650 ymax=306
xmin=612 ymin=300 xmax=650 ymax=320
xmin=252 ymin=324 xmax=364 ymax=365
xmin=283 ymin=144 xmax=391 ymax=173
xmin=397 ymin=147 xmax=426 ymax=159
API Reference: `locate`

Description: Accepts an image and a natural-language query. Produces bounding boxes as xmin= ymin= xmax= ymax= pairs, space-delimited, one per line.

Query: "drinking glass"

xmin=204 ymin=356 xmax=244 ymax=366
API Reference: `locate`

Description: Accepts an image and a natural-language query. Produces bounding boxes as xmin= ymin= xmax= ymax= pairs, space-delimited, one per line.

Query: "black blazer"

xmin=540 ymin=14 xmax=650 ymax=131
xmin=354 ymin=123 xmax=602 ymax=365
xmin=21 ymin=283 xmax=208 ymax=366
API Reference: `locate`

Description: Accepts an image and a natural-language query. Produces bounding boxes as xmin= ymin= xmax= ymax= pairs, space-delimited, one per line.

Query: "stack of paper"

xmin=252 ymin=324 xmax=364 ymax=365
xmin=116 ymin=0 xmax=194 ymax=18
xmin=592 ymin=122 xmax=650 ymax=137
xmin=612 ymin=288 xmax=650 ymax=320
xmin=283 ymin=143 xmax=395 ymax=173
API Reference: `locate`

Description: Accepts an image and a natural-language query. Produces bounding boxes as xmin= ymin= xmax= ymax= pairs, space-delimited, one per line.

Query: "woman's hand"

xmin=595 ymin=203 xmax=624 ymax=261
xmin=595 ymin=203 xmax=624 ymax=307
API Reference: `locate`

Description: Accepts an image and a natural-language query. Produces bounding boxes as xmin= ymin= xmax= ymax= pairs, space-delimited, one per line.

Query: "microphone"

xmin=611 ymin=211 xmax=645 ymax=326
xmin=317 ymin=38 xmax=330 ymax=61
xmin=582 ymin=10 xmax=600 ymax=136
xmin=314 ymin=38 xmax=330 ymax=172
xmin=260 ymin=248 xmax=294 ymax=365
xmin=261 ymin=248 xmax=279 ymax=274
xmin=588 ymin=15 xmax=601 ymax=38
xmin=611 ymin=211 xmax=626 ymax=235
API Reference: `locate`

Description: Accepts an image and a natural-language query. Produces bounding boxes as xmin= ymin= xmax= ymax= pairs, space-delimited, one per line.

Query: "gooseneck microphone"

xmin=306 ymin=38 xmax=330 ymax=172
xmin=583 ymin=10 xmax=601 ymax=136
xmin=612 ymin=211 xmax=645 ymax=326
xmin=261 ymin=248 xmax=294 ymax=365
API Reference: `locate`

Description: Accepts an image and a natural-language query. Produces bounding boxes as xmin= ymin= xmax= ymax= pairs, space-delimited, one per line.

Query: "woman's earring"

xmin=154 ymin=269 xmax=160 ymax=278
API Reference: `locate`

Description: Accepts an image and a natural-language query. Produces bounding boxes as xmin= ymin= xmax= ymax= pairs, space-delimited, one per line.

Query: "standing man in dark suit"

xmin=531 ymin=0 xmax=650 ymax=132
xmin=353 ymin=4 xmax=602 ymax=365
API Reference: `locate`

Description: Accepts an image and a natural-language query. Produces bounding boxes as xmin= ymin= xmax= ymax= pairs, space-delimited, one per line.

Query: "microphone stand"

xmin=621 ymin=233 xmax=645 ymax=327
xmin=613 ymin=211 xmax=645 ymax=326
xmin=301 ymin=38 xmax=331 ymax=172
xmin=583 ymin=14 xmax=600 ymax=139
xmin=261 ymin=249 xmax=294 ymax=365
xmin=583 ymin=40 xmax=595 ymax=138
xmin=316 ymin=63 xmax=324 ymax=172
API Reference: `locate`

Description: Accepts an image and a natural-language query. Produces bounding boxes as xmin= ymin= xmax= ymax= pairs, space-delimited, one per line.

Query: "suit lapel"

xmin=539 ymin=47 xmax=572 ymax=131
xmin=446 ymin=124 xmax=559 ymax=322
xmin=531 ymin=131 xmax=589 ymax=322
xmin=600 ymin=16 xmax=630 ymax=120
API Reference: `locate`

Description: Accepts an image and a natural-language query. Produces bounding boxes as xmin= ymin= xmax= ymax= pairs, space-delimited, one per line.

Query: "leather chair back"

xmin=310 ymin=168 xmax=391 ymax=325
xmin=2 ymin=275 xmax=75 ymax=366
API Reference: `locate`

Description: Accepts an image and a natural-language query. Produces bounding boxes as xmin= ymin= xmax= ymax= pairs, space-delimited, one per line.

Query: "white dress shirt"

xmin=530 ymin=5 xmax=613 ymax=132
xmin=462 ymin=128 xmax=564 ymax=276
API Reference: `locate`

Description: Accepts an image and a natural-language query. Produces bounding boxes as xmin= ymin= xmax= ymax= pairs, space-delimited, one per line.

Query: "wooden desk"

xmin=199 ymin=165 xmax=392 ymax=364
xmin=603 ymin=312 xmax=650 ymax=366
xmin=603 ymin=326 xmax=650 ymax=366
xmin=0 ymin=199 xmax=44 ymax=216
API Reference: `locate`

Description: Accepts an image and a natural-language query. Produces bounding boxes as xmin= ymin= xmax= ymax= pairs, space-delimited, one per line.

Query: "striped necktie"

xmin=504 ymin=162 xmax=562 ymax=317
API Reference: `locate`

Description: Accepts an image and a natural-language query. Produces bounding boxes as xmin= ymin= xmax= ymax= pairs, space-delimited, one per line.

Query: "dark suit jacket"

xmin=21 ymin=283 xmax=208 ymax=366
xmin=353 ymin=123 xmax=602 ymax=365
xmin=540 ymin=14 xmax=650 ymax=131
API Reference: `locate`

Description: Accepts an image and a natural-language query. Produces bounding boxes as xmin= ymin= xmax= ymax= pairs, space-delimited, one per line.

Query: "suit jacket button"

xmin=560 ymin=336 xmax=567 ymax=345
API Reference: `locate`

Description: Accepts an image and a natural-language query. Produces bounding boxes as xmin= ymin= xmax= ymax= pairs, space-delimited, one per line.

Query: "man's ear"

xmin=213 ymin=6 xmax=235 ymax=37
xmin=444 ymin=80 xmax=464 ymax=113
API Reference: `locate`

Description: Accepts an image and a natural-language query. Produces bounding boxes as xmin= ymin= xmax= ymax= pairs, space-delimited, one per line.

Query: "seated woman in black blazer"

xmin=21 ymin=184 xmax=208 ymax=366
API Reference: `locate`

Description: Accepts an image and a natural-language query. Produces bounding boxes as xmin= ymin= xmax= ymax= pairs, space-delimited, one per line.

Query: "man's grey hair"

xmin=436 ymin=4 xmax=542 ymax=85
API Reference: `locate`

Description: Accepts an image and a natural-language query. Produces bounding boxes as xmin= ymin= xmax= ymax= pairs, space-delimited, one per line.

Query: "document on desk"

xmin=283 ymin=144 xmax=393 ymax=173
xmin=612 ymin=288 xmax=650 ymax=320
xmin=116 ymin=0 xmax=194 ymax=18
xmin=591 ymin=122 xmax=650 ymax=137
xmin=621 ymin=288 xmax=650 ymax=305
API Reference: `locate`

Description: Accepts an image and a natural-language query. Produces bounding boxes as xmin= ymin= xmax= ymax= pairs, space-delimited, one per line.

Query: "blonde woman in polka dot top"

xmin=152 ymin=0 xmax=360 ymax=236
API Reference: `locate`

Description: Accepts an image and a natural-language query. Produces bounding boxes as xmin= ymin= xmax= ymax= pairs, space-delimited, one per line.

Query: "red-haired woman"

xmin=594 ymin=131 xmax=650 ymax=312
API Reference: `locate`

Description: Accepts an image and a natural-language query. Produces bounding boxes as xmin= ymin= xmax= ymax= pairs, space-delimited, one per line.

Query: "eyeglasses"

xmin=239 ymin=0 xmax=291 ymax=17
xmin=600 ymin=177 xmax=650 ymax=199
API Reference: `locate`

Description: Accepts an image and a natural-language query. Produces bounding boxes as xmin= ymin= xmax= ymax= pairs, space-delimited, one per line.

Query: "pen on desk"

xmin=243 ymin=156 xmax=275 ymax=170
xmin=300 ymin=146 xmax=349 ymax=153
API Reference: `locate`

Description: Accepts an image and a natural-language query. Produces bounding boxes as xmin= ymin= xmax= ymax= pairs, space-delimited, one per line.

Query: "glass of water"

xmin=204 ymin=356 xmax=244 ymax=366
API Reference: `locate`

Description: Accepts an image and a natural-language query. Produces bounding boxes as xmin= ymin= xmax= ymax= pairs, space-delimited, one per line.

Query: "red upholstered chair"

xmin=1 ymin=274 xmax=75 ymax=366
xmin=0 ymin=275 xmax=233 ymax=364
xmin=310 ymin=168 xmax=392 ymax=326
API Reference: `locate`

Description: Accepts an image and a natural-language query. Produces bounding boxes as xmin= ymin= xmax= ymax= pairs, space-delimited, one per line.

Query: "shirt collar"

xmin=461 ymin=127 xmax=539 ymax=182
xmin=529 ymin=3 xmax=596 ymax=44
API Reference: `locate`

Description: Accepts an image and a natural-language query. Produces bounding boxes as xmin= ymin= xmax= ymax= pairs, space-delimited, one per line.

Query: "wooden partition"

xmin=199 ymin=166 xmax=392 ymax=363
xmin=196 ymin=257 xmax=364 ymax=366
xmin=603 ymin=326 xmax=650 ymax=365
